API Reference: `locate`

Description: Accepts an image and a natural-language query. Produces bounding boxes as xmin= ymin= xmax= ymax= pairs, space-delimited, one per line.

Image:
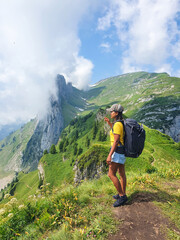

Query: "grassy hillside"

xmin=1 ymin=71 xmax=179 ymax=187
xmin=0 ymin=109 xmax=179 ymax=239
xmin=83 ymin=72 xmax=180 ymax=140
xmin=0 ymin=119 xmax=37 ymax=182
xmin=62 ymin=86 xmax=87 ymax=127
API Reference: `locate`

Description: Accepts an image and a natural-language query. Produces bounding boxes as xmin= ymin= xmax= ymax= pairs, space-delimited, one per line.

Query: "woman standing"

xmin=104 ymin=104 xmax=127 ymax=207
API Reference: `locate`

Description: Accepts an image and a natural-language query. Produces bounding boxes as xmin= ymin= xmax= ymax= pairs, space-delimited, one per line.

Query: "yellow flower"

xmin=79 ymin=229 xmax=84 ymax=235
xmin=15 ymin=233 xmax=21 ymax=236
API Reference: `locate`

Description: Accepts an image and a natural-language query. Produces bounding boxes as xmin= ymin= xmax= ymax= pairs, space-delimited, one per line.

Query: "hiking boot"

xmin=113 ymin=194 xmax=120 ymax=200
xmin=113 ymin=195 xmax=128 ymax=207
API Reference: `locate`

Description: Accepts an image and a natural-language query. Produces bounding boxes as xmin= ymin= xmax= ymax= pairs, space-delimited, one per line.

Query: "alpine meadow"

xmin=0 ymin=72 xmax=180 ymax=240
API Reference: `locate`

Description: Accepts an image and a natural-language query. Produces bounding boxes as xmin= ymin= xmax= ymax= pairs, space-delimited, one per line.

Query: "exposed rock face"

xmin=73 ymin=145 xmax=109 ymax=185
xmin=138 ymin=104 xmax=180 ymax=142
xmin=165 ymin=116 xmax=180 ymax=142
xmin=22 ymin=75 xmax=73 ymax=170
xmin=74 ymin=161 xmax=106 ymax=185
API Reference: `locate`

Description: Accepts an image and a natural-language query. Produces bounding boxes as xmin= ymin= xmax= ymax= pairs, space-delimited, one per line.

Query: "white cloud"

xmin=69 ymin=55 xmax=94 ymax=90
xmin=0 ymin=0 xmax=97 ymax=127
xmin=97 ymin=0 xmax=180 ymax=73
xmin=97 ymin=10 xmax=113 ymax=30
xmin=121 ymin=57 xmax=143 ymax=74
xmin=155 ymin=64 xmax=172 ymax=75
xmin=100 ymin=42 xmax=111 ymax=52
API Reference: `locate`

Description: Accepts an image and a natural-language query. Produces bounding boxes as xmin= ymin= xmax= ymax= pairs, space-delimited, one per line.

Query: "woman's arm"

xmin=104 ymin=117 xmax=113 ymax=128
xmin=106 ymin=134 xmax=119 ymax=165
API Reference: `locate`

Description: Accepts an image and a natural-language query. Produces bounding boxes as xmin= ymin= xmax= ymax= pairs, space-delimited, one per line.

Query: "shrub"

xmin=59 ymin=140 xmax=64 ymax=152
xmin=50 ymin=144 xmax=57 ymax=154
xmin=92 ymin=122 xmax=98 ymax=140
xmin=145 ymin=166 xmax=157 ymax=174
xmin=73 ymin=143 xmax=78 ymax=156
xmin=77 ymin=147 xmax=83 ymax=156
xmin=85 ymin=136 xmax=90 ymax=148
xmin=43 ymin=149 xmax=48 ymax=155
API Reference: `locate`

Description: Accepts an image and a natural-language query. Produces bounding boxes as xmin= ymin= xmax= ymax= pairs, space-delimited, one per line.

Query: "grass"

xmin=41 ymin=154 xmax=74 ymax=187
xmin=0 ymin=119 xmax=37 ymax=178
xmin=14 ymin=171 xmax=39 ymax=201
xmin=0 ymin=97 xmax=180 ymax=239
xmin=0 ymin=172 xmax=179 ymax=239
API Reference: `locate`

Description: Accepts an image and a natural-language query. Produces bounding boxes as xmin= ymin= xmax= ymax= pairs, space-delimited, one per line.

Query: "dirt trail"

xmin=108 ymin=192 xmax=179 ymax=240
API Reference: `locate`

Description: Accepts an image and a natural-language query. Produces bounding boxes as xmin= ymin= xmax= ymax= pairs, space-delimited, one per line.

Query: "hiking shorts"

xmin=111 ymin=152 xmax=126 ymax=165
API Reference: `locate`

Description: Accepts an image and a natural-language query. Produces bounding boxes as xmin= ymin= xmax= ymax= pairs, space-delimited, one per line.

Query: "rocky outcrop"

xmin=73 ymin=145 xmax=109 ymax=185
xmin=165 ymin=116 xmax=180 ymax=142
xmin=74 ymin=161 xmax=106 ymax=185
xmin=135 ymin=99 xmax=180 ymax=142
xmin=22 ymin=75 xmax=73 ymax=170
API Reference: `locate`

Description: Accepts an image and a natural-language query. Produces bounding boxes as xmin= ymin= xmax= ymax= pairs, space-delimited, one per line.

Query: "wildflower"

xmin=18 ymin=204 xmax=25 ymax=210
xmin=8 ymin=213 xmax=13 ymax=218
xmin=79 ymin=229 xmax=84 ymax=235
xmin=46 ymin=183 xmax=50 ymax=186
xmin=4 ymin=203 xmax=12 ymax=209
xmin=0 ymin=208 xmax=5 ymax=215
xmin=4 ymin=193 xmax=11 ymax=199
xmin=10 ymin=198 xmax=17 ymax=203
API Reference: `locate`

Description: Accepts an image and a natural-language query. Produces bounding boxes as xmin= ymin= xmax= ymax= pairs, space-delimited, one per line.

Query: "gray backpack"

xmin=113 ymin=119 xmax=145 ymax=158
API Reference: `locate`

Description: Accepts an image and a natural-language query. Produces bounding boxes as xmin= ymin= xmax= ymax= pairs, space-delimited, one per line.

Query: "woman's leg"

xmin=117 ymin=164 xmax=126 ymax=195
xmin=108 ymin=162 xmax=124 ymax=196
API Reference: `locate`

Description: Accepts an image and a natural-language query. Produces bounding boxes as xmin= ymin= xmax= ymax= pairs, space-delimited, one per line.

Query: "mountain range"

xmin=0 ymin=71 xmax=179 ymax=189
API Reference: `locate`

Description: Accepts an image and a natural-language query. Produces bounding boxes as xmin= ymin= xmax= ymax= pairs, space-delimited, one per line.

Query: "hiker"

xmin=104 ymin=104 xmax=128 ymax=207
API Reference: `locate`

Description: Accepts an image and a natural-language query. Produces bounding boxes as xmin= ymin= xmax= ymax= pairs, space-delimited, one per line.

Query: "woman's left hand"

xmin=106 ymin=155 xmax=111 ymax=165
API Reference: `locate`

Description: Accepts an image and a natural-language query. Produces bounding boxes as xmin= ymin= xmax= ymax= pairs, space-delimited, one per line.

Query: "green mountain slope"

xmin=40 ymin=109 xmax=180 ymax=187
xmin=0 ymin=81 xmax=87 ymax=185
xmin=4 ymin=109 xmax=179 ymax=197
xmin=0 ymin=109 xmax=179 ymax=239
xmin=0 ymin=119 xmax=37 ymax=189
xmin=84 ymin=72 xmax=180 ymax=141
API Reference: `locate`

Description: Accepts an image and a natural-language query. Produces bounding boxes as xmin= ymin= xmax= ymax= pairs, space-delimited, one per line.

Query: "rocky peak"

xmin=22 ymin=74 xmax=73 ymax=171
xmin=56 ymin=74 xmax=67 ymax=99
xmin=55 ymin=74 xmax=73 ymax=101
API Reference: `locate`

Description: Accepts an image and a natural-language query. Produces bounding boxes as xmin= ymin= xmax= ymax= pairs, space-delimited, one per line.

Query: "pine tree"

xmin=73 ymin=143 xmax=78 ymax=155
xmin=75 ymin=130 xmax=79 ymax=140
xmin=59 ymin=140 xmax=64 ymax=152
xmin=77 ymin=147 xmax=83 ymax=155
xmin=98 ymin=131 xmax=103 ymax=141
xmin=43 ymin=149 xmax=48 ymax=155
xmin=85 ymin=136 xmax=90 ymax=148
xmin=103 ymin=132 xmax=107 ymax=141
xmin=92 ymin=122 xmax=97 ymax=140
xmin=50 ymin=144 xmax=57 ymax=154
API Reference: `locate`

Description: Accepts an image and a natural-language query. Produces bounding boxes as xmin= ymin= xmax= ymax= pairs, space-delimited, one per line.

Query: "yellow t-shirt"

xmin=110 ymin=122 xmax=124 ymax=146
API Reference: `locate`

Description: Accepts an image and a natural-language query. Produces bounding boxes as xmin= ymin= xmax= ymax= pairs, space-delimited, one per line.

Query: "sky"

xmin=0 ymin=0 xmax=180 ymax=128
